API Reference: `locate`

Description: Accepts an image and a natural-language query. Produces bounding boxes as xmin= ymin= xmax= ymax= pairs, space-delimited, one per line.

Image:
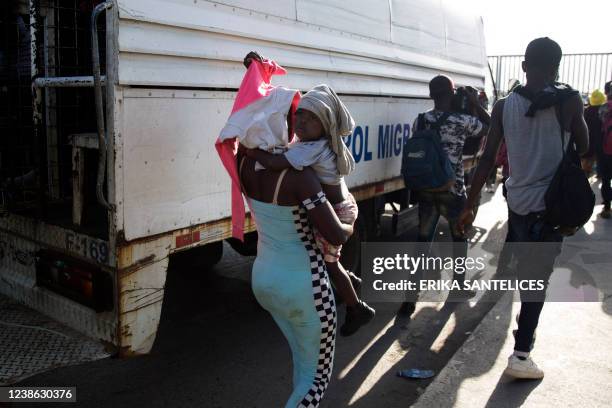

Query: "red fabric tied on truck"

xmin=215 ymin=57 xmax=300 ymax=241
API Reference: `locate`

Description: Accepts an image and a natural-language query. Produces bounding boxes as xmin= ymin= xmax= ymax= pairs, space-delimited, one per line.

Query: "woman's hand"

xmin=243 ymin=51 xmax=264 ymax=68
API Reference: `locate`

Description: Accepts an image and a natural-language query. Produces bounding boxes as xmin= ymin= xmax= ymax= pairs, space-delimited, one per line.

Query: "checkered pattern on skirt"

xmin=293 ymin=204 xmax=337 ymax=408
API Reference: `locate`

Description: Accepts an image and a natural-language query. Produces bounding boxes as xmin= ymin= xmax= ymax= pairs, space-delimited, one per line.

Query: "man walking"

xmin=458 ymin=38 xmax=588 ymax=379
xmin=399 ymin=75 xmax=489 ymax=316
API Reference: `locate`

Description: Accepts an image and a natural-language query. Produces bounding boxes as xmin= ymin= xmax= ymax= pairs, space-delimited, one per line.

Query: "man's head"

xmin=522 ymin=37 xmax=562 ymax=83
xmin=605 ymin=81 xmax=612 ymax=100
xmin=429 ymin=75 xmax=454 ymax=104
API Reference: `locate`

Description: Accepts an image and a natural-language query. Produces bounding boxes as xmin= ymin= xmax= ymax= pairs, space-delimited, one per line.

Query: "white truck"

xmin=0 ymin=0 xmax=487 ymax=356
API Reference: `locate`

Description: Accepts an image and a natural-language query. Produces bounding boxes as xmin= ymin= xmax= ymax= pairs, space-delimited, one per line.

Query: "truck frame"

xmin=0 ymin=0 xmax=487 ymax=355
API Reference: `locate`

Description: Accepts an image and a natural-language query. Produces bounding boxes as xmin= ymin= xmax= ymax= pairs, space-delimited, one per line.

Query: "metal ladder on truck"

xmin=30 ymin=1 xmax=114 ymax=226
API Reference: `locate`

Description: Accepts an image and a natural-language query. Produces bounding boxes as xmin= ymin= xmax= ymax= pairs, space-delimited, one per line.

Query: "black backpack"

xmin=544 ymin=114 xmax=595 ymax=233
xmin=401 ymin=113 xmax=455 ymax=192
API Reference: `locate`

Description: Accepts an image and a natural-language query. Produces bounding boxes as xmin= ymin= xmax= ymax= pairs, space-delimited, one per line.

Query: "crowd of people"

xmin=584 ymin=83 xmax=612 ymax=218
xmin=217 ymin=37 xmax=610 ymax=407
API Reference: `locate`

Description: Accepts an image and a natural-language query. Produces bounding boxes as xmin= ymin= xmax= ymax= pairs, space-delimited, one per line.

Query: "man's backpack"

xmin=602 ymin=101 xmax=612 ymax=155
xmin=401 ymin=113 xmax=455 ymax=192
xmin=544 ymin=109 xmax=595 ymax=233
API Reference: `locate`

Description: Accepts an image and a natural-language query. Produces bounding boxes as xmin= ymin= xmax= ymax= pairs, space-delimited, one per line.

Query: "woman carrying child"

xmin=225 ymin=52 xmax=371 ymax=407
xmin=246 ymin=85 xmax=375 ymax=336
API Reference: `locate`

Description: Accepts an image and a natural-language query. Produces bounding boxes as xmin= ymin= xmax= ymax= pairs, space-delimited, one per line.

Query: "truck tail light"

xmin=36 ymin=250 xmax=113 ymax=312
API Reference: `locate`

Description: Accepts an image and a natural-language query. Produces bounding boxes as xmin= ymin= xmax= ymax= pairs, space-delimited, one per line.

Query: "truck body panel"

xmin=0 ymin=0 xmax=487 ymax=355
xmin=115 ymin=0 xmax=486 ymax=240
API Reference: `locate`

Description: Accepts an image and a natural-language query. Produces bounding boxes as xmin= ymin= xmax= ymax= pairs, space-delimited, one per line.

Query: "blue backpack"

xmin=401 ymin=112 xmax=455 ymax=192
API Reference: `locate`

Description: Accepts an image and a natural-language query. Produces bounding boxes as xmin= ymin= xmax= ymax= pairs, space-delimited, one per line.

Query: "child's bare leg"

xmin=318 ymin=224 xmax=375 ymax=337
xmin=326 ymin=261 xmax=359 ymax=307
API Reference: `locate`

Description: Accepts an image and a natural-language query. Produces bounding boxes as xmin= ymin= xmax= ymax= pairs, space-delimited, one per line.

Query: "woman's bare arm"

xmin=288 ymin=168 xmax=353 ymax=246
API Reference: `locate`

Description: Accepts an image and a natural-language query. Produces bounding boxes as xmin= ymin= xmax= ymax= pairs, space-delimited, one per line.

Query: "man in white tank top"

xmin=457 ymin=38 xmax=589 ymax=379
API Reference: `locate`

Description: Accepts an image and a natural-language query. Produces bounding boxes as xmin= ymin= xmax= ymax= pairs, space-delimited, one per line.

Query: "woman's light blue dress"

xmin=249 ymin=197 xmax=337 ymax=408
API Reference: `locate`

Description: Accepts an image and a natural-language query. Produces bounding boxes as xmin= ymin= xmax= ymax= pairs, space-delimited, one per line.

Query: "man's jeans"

xmin=508 ymin=209 xmax=563 ymax=353
xmin=416 ymin=191 xmax=468 ymax=284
